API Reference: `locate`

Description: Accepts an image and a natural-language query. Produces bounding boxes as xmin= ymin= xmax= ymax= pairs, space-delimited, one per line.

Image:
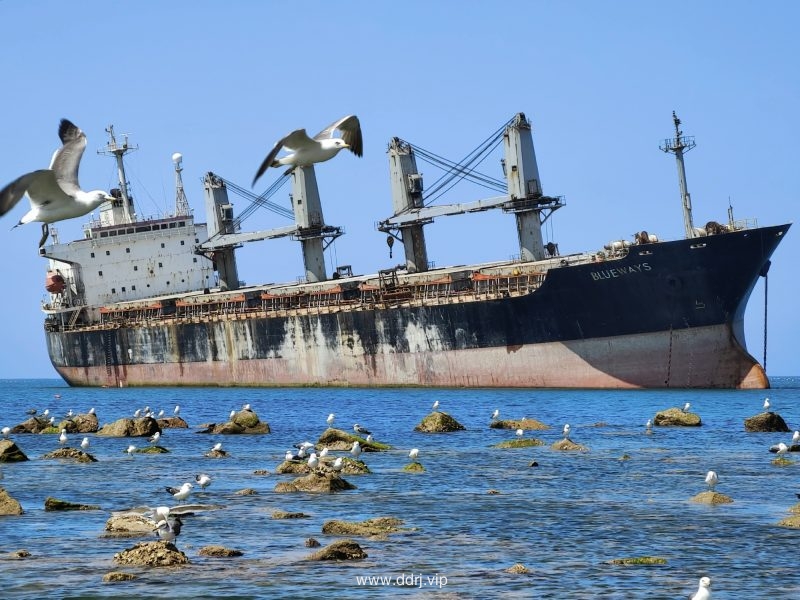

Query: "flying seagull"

xmin=0 ymin=119 xmax=114 ymax=247
xmin=252 ymin=114 xmax=363 ymax=184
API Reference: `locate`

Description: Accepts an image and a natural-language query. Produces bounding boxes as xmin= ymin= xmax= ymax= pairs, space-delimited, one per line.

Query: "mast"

xmin=98 ymin=125 xmax=138 ymax=224
xmin=659 ymin=111 xmax=697 ymax=238
xmin=172 ymin=152 xmax=191 ymax=216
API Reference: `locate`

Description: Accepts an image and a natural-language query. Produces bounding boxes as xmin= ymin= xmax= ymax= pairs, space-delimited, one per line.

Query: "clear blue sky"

xmin=1 ymin=1 xmax=797 ymax=379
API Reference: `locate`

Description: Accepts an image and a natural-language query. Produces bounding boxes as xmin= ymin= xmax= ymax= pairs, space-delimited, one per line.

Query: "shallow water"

xmin=1 ymin=378 xmax=799 ymax=598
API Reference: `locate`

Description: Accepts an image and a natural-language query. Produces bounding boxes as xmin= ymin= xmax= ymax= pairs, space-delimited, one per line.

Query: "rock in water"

xmin=414 ymin=412 xmax=466 ymax=433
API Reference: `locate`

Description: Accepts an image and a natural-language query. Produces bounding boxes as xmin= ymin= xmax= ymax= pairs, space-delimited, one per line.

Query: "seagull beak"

xmin=341 ymin=143 xmax=350 ymax=148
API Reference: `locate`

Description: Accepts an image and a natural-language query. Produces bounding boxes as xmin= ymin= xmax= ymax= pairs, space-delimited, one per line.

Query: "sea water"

xmin=0 ymin=378 xmax=799 ymax=599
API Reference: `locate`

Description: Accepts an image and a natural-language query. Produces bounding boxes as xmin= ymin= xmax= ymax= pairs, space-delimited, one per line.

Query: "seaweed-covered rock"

xmin=11 ymin=416 xmax=52 ymax=434
xmin=103 ymin=572 xmax=137 ymax=582
xmin=505 ymin=563 xmax=531 ymax=574
xmin=113 ymin=541 xmax=189 ymax=567
xmin=204 ymin=410 xmax=270 ymax=434
xmin=321 ymin=517 xmax=407 ymax=536
xmin=403 ymin=462 xmax=425 ymax=472
xmin=0 ymin=440 xmax=28 ymax=462
xmin=158 ymin=416 xmax=188 ymax=429
xmin=691 ymin=491 xmax=733 ymax=504
xmin=60 ymin=412 xmax=99 ymax=434
xmin=492 ymin=438 xmax=545 ymax=449
xmin=490 ymin=418 xmax=549 ymax=431
xmin=305 ymin=537 xmax=321 ymax=548
xmin=777 ymin=515 xmax=800 ymax=528
xmin=198 ymin=545 xmax=243 ymax=557
xmin=608 ymin=556 xmax=668 ymax=565
xmin=653 ymin=408 xmax=701 ymax=427
xmin=308 ymin=539 xmax=367 ymax=561
xmin=414 ymin=412 xmax=466 ymax=433
xmin=97 ymin=417 xmax=160 ymax=438
xmin=42 ymin=448 xmax=97 ymax=463
xmin=44 ymin=497 xmax=101 ymax=511
xmin=274 ymin=471 xmax=356 ymax=493
xmin=272 ymin=510 xmax=311 ymax=519
xmin=744 ymin=412 xmax=790 ymax=433
xmin=0 ymin=487 xmax=23 ymax=515
xmin=317 ymin=428 xmax=389 ymax=451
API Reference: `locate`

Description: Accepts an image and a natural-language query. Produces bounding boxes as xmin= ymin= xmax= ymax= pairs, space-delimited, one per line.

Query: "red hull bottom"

xmin=54 ymin=324 xmax=767 ymax=389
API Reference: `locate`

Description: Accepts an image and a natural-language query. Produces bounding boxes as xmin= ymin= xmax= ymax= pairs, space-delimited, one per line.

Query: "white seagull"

xmin=645 ymin=419 xmax=653 ymax=433
xmin=682 ymin=402 xmax=691 ymax=413
xmin=195 ymin=473 xmax=212 ymax=489
xmin=173 ymin=405 xmax=180 ymax=416
xmin=307 ymin=452 xmax=319 ymax=471
xmin=166 ymin=482 xmax=194 ymax=503
xmin=351 ymin=440 xmax=362 ymax=459
xmin=252 ymin=114 xmax=363 ymax=182
xmin=763 ymin=397 xmax=771 ymax=412
xmin=326 ymin=413 xmax=335 ymax=426
xmin=775 ymin=442 xmax=789 ymax=460
xmin=792 ymin=431 xmax=800 ymax=446
xmin=58 ymin=428 xmax=68 ymax=447
xmin=211 ymin=442 xmax=223 ymax=452
xmin=491 ymin=409 xmax=500 ymax=420
xmin=432 ymin=400 xmax=439 ymax=411
xmin=704 ymin=470 xmax=718 ymax=492
xmin=409 ymin=448 xmax=419 ymax=461
xmin=516 ymin=428 xmax=524 ymax=437
xmin=149 ymin=431 xmax=161 ymax=445
xmin=0 ymin=119 xmax=114 ymax=247
xmin=690 ymin=576 xmax=712 ymax=600
xmin=1 ymin=426 xmax=10 ymax=439
xmin=332 ymin=456 xmax=344 ymax=471
xmin=126 ymin=444 xmax=136 ymax=457
xmin=80 ymin=437 xmax=90 ymax=450
xmin=562 ymin=424 xmax=571 ymax=440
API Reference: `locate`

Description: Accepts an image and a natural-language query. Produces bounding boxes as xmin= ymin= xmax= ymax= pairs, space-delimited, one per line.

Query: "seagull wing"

xmin=0 ymin=170 xmax=73 ymax=218
xmin=252 ymin=128 xmax=314 ymax=186
xmin=313 ymin=115 xmax=363 ymax=157
xmin=50 ymin=119 xmax=87 ymax=197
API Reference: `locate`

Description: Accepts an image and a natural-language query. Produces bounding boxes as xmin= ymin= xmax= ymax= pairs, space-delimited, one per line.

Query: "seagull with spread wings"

xmin=0 ymin=119 xmax=114 ymax=247
xmin=252 ymin=114 xmax=363 ymax=184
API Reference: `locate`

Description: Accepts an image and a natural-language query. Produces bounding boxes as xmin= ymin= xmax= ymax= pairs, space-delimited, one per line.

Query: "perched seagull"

xmin=80 ymin=437 xmax=90 ymax=450
xmin=491 ymin=409 xmax=500 ymax=420
xmin=353 ymin=423 xmax=371 ymax=436
xmin=1 ymin=426 xmax=10 ymax=439
xmin=562 ymin=424 xmax=571 ymax=440
xmin=211 ymin=442 xmax=223 ymax=452
xmin=229 ymin=409 xmax=236 ymax=420
xmin=126 ymin=444 xmax=136 ymax=457
xmin=351 ymin=440 xmax=362 ymax=459
xmin=173 ymin=405 xmax=180 ymax=416
xmin=516 ymin=428 xmax=524 ymax=437
xmin=366 ymin=434 xmax=374 ymax=443
xmin=242 ymin=403 xmax=252 ymax=412
xmin=409 ymin=448 xmax=419 ymax=461
xmin=149 ymin=431 xmax=161 ymax=445
xmin=307 ymin=452 xmax=319 ymax=471
xmin=332 ymin=456 xmax=344 ymax=471
xmin=157 ymin=409 xmax=165 ymax=418
xmin=792 ymin=431 xmax=800 ymax=446
xmin=704 ymin=470 xmax=719 ymax=492
xmin=319 ymin=447 xmax=329 ymax=458
xmin=0 ymin=119 xmax=114 ymax=247
xmin=88 ymin=407 xmax=95 ymax=415
xmin=285 ymin=450 xmax=297 ymax=461
xmin=154 ymin=511 xmax=183 ymax=543
xmin=776 ymin=442 xmax=789 ymax=460
xmin=195 ymin=473 xmax=212 ymax=489
xmin=645 ymin=419 xmax=653 ymax=433
xmin=58 ymin=428 xmax=68 ymax=447
xmin=432 ymin=400 xmax=440 ymax=411
xmin=763 ymin=397 xmax=771 ymax=412
xmin=253 ymin=115 xmax=363 ymax=182
xmin=166 ymin=482 xmax=194 ymax=503
xmin=326 ymin=413 xmax=335 ymax=427
xmin=690 ymin=576 xmax=712 ymax=600
xmin=133 ymin=409 xmax=141 ymax=418
xmin=682 ymin=402 xmax=691 ymax=413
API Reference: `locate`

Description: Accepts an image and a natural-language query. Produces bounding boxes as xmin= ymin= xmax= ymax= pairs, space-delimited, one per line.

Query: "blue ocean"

xmin=1 ymin=378 xmax=799 ymax=599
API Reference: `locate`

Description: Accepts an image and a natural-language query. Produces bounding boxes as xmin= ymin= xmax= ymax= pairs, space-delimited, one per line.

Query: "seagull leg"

xmin=38 ymin=223 xmax=49 ymax=248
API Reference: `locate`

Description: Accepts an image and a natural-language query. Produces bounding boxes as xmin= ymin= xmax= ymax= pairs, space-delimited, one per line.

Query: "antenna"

xmin=172 ymin=152 xmax=191 ymax=216
xmin=98 ymin=125 xmax=139 ymax=224
xmin=659 ymin=112 xmax=697 ymax=238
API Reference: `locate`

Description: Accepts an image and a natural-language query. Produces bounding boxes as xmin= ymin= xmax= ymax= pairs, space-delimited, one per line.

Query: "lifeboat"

xmin=45 ymin=270 xmax=66 ymax=293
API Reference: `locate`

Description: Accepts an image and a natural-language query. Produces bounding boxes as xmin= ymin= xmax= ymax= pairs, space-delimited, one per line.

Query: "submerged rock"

xmin=272 ymin=509 xmax=311 ymax=519
xmin=198 ymin=545 xmax=243 ymax=557
xmin=44 ymin=497 xmax=101 ymax=511
xmin=505 ymin=563 xmax=531 ymax=574
xmin=103 ymin=571 xmax=137 ymax=582
xmin=490 ymin=418 xmax=549 ymax=431
xmin=308 ymin=539 xmax=367 ymax=561
xmin=0 ymin=487 xmax=24 ymax=515
xmin=414 ymin=412 xmax=466 ymax=433
xmin=113 ymin=540 xmax=189 ymax=567
xmin=653 ymin=408 xmax=701 ymax=427
xmin=745 ymin=412 xmax=790 ymax=433
xmin=403 ymin=462 xmax=425 ymax=472
xmin=550 ymin=439 xmax=588 ymax=452
xmin=492 ymin=438 xmax=545 ymax=449
xmin=42 ymin=447 xmax=97 ymax=463
xmin=608 ymin=556 xmax=668 ymax=565
xmin=321 ymin=517 xmax=407 ymax=537
xmin=103 ymin=512 xmax=158 ymax=537
xmin=0 ymin=440 xmax=28 ymax=462
xmin=97 ymin=417 xmax=160 ymax=438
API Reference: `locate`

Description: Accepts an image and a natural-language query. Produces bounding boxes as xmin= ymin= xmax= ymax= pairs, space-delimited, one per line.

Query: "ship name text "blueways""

xmin=590 ymin=262 xmax=652 ymax=281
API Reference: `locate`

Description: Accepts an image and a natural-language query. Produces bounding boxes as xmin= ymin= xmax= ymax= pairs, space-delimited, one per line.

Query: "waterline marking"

xmin=355 ymin=572 xmax=448 ymax=588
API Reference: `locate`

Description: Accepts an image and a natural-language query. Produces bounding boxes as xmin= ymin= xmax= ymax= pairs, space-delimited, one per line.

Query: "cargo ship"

xmin=40 ymin=113 xmax=789 ymax=388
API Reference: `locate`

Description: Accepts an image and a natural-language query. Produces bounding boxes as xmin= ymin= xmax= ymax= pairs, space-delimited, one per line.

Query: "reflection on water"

xmin=1 ymin=378 xmax=799 ymax=598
